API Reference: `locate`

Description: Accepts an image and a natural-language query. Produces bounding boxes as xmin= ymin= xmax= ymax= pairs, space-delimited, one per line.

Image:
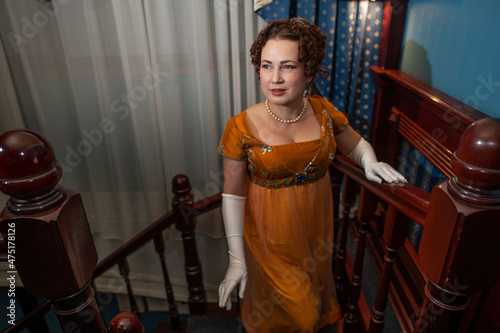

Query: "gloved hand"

xmin=218 ymin=193 xmax=247 ymax=310
xmin=347 ymin=138 xmax=407 ymax=184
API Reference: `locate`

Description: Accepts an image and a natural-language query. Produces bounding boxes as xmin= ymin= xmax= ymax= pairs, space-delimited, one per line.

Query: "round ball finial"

xmin=0 ymin=129 xmax=63 ymax=209
xmin=449 ymin=117 xmax=500 ymax=204
xmin=172 ymin=173 xmax=191 ymax=197
xmin=108 ymin=312 xmax=144 ymax=333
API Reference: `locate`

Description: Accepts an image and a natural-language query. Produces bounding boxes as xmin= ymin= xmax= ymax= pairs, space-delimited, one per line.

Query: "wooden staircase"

xmin=1 ymin=83 xmax=500 ymax=332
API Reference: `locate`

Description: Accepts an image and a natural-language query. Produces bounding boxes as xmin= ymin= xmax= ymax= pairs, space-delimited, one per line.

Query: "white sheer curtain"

xmin=0 ymin=0 xmax=266 ymax=241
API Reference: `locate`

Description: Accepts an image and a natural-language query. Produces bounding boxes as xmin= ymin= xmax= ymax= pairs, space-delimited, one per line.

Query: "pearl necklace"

xmin=265 ymin=98 xmax=307 ymax=124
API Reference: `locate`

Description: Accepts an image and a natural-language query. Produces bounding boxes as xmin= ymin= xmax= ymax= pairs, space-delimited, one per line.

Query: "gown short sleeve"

xmin=217 ymin=116 xmax=248 ymax=161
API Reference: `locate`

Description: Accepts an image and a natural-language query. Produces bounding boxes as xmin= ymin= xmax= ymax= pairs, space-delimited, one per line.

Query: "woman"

xmin=217 ymin=18 xmax=405 ymax=332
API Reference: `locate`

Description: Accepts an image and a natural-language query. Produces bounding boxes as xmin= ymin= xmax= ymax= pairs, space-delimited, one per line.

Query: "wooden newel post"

xmin=171 ymin=174 xmax=206 ymax=315
xmin=415 ymin=118 xmax=500 ymax=332
xmin=0 ymin=130 xmax=107 ymax=332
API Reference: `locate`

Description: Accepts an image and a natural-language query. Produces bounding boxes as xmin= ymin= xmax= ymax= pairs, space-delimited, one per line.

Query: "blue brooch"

xmin=294 ymin=160 xmax=318 ymax=184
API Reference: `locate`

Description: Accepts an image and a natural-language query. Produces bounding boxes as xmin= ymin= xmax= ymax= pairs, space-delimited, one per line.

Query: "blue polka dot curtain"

xmin=256 ymin=0 xmax=385 ymax=138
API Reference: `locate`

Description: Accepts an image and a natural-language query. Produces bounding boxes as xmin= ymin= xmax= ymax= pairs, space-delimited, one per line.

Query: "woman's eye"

xmin=283 ymin=65 xmax=296 ymax=69
xmin=261 ymin=64 xmax=271 ymax=69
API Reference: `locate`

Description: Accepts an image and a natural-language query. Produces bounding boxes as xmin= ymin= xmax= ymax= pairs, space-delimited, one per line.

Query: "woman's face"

xmin=259 ymin=38 xmax=312 ymax=107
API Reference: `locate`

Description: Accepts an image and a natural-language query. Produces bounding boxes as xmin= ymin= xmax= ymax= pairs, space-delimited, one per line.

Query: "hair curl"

xmin=250 ymin=18 xmax=328 ymax=79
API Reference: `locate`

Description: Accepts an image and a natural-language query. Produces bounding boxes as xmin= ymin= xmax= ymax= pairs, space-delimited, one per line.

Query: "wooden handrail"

xmin=94 ymin=192 xmax=221 ymax=277
xmin=384 ymin=70 xmax=485 ymax=125
xmin=193 ymin=192 xmax=222 ymax=215
xmin=332 ymin=155 xmax=431 ymax=226
xmin=93 ymin=211 xmax=175 ymax=277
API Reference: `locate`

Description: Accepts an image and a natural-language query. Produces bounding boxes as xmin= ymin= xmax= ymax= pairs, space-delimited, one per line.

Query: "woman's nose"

xmin=271 ymin=68 xmax=283 ymax=84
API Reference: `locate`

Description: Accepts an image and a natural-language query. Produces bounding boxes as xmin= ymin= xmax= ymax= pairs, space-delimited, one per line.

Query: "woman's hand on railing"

xmin=364 ymin=161 xmax=407 ymax=184
xmin=347 ymin=137 xmax=407 ymax=184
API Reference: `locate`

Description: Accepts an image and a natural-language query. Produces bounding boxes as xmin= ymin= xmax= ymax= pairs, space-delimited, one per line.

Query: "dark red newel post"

xmin=415 ymin=118 xmax=500 ymax=332
xmin=0 ymin=129 xmax=107 ymax=333
xmin=171 ymin=174 xmax=206 ymax=315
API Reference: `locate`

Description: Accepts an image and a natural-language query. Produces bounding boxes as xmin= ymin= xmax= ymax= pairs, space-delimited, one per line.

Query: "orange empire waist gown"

xmin=217 ymin=96 xmax=348 ymax=332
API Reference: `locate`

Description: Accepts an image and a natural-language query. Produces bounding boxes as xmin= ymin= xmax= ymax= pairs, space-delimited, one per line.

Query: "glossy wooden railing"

xmin=0 ymin=129 xmax=221 ymax=333
xmin=330 ymin=117 xmax=500 ymax=333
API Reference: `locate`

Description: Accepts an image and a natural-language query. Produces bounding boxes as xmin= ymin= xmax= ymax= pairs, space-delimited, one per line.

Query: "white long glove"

xmin=218 ymin=193 xmax=247 ymax=310
xmin=347 ymin=138 xmax=407 ymax=184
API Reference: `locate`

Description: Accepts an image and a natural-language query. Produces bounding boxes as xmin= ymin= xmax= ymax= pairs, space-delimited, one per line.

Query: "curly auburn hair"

xmin=250 ymin=18 xmax=328 ymax=79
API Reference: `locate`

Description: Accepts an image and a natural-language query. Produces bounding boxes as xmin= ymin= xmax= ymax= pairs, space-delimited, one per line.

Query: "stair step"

xmin=155 ymin=302 xmax=242 ymax=333
xmin=153 ymin=302 xmax=341 ymax=332
xmin=156 ymin=318 xmax=341 ymax=333
xmin=186 ymin=317 xmax=244 ymax=333
xmin=155 ymin=321 xmax=188 ymax=333
xmin=155 ymin=318 xmax=243 ymax=333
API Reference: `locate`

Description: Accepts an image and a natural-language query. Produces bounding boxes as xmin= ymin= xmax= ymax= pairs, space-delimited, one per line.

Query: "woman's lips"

xmin=271 ymin=88 xmax=285 ymax=96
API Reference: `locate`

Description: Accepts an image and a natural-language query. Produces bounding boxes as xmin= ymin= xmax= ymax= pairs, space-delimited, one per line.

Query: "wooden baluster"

xmin=118 ymin=259 xmax=140 ymax=317
xmin=368 ymin=206 xmax=409 ymax=333
xmin=415 ymin=118 xmax=500 ymax=333
xmin=171 ymin=174 xmax=206 ymax=315
xmin=153 ymin=233 xmax=181 ymax=331
xmin=334 ymin=176 xmax=358 ymax=310
xmin=0 ymin=129 xmax=107 ymax=333
xmin=343 ymin=187 xmax=378 ymax=333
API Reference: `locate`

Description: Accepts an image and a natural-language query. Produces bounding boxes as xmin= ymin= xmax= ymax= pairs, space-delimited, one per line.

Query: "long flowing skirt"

xmin=241 ymin=173 xmax=341 ymax=333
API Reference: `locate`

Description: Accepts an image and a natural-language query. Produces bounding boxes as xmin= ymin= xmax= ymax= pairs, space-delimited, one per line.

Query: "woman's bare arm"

xmin=222 ymin=157 xmax=248 ymax=196
xmin=335 ymin=125 xmax=362 ymax=156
